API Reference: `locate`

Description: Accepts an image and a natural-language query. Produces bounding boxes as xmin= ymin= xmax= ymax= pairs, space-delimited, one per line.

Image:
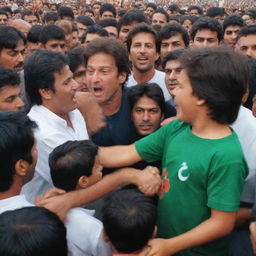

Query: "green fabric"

xmin=135 ymin=120 xmax=248 ymax=256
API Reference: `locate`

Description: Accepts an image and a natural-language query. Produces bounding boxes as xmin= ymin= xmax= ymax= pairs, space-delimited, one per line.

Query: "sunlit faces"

xmin=0 ymin=14 xmax=8 ymax=25
xmin=224 ymin=25 xmax=241 ymax=48
xmin=144 ymin=7 xmax=155 ymax=18
xmin=84 ymin=33 xmax=101 ymax=45
xmin=152 ymin=13 xmax=168 ymax=27
xmin=182 ymin=19 xmax=193 ymax=32
xmin=101 ymin=11 xmax=114 ymax=19
xmin=24 ymin=15 xmax=38 ymax=26
xmin=92 ymin=4 xmax=101 ymax=15
xmin=132 ymin=95 xmax=162 ymax=136
xmin=189 ymin=9 xmax=200 ymax=16
xmin=164 ymin=59 xmax=182 ymax=97
xmin=42 ymin=65 xmax=78 ymax=115
xmin=242 ymin=15 xmax=254 ymax=26
xmin=160 ymin=34 xmax=186 ymax=59
xmin=236 ymin=34 xmax=256 ymax=59
xmin=77 ymin=22 xmax=87 ymax=39
xmin=0 ymin=85 xmax=24 ymax=111
xmin=129 ymin=32 xmax=159 ymax=73
xmin=104 ymin=26 xmax=118 ymax=38
xmin=0 ymin=39 xmax=25 ymax=72
xmin=86 ymin=52 xmax=126 ymax=105
xmin=43 ymin=39 xmax=66 ymax=53
xmin=118 ymin=21 xmax=138 ymax=44
xmin=86 ymin=156 xmax=103 ymax=187
xmin=193 ymin=29 xmax=220 ymax=47
xmin=73 ymin=64 xmax=88 ymax=92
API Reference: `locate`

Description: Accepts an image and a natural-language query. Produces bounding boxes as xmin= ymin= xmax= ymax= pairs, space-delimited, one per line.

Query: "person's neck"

xmin=0 ymin=178 xmax=22 ymax=200
xmin=100 ymin=88 xmax=122 ymax=116
xmin=132 ymin=68 xmax=155 ymax=84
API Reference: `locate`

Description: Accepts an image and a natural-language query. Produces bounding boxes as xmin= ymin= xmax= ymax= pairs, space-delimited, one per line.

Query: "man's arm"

xmin=140 ymin=209 xmax=236 ymax=256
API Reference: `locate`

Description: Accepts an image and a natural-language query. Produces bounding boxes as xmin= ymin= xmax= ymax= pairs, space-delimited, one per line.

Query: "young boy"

xmin=39 ymin=47 xmax=249 ymax=255
xmin=102 ymin=189 xmax=157 ymax=256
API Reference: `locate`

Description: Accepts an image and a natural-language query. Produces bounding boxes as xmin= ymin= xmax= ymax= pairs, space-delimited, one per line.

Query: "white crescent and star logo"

xmin=178 ymin=162 xmax=190 ymax=181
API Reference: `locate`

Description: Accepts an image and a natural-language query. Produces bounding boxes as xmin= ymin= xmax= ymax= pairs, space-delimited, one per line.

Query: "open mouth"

xmin=93 ymin=87 xmax=104 ymax=97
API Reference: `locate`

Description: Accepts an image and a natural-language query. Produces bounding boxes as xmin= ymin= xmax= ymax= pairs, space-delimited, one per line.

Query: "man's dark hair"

xmin=237 ymin=24 xmax=256 ymax=41
xmin=44 ymin=11 xmax=58 ymax=23
xmin=128 ymin=83 xmax=165 ymax=114
xmin=81 ymin=24 xmax=108 ymax=44
xmin=67 ymin=46 xmax=85 ymax=73
xmin=0 ymin=10 xmax=8 ymax=19
xmin=99 ymin=18 xmax=117 ymax=28
xmin=152 ymin=8 xmax=169 ymax=23
xmin=76 ymin=15 xmax=95 ymax=26
xmin=180 ymin=47 xmax=249 ymax=124
xmin=117 ymin=10 xmax=149 ymax=33
xmin=58 ymin=6 xmax=74 ymax=20
xmin=84 ymin=37 xmax=130 ymax=85
xmin=0 ymin=66 xmax=20 ymax=89
xmin=27 ymin=25 xmax=44 ymax=43
xmin=187 ymin=5 xmax=203 ymax=15
xmin=146 ymin=3 xmax=157 ymax=11
xmin=180 ymin=15 xmax=199 ymax=26
xmin=223 ymin=14 xmax=244 ymax=32
xmin=24 ymin=49 xmax=69 ymax=105
xmin=0 ymin=111 xmax=37 ymax=192
xmin=0 ymin=6 xmax=12 ymax=17
xmin=39 ymin=24 xmax=65 ymax=44
xmin=49 ymin=140 xmax=98 ymax=192
xmin=168 ymin=4 xmax=180 ymax=13
xmin=162 ymin=48 xmax=187 ymax=69
xmin=100 ymin=3 xmax=116 ymax=18
xmin=22 ymin=10 xmax=35 ymax=20
xmin=190 ymin=17 xmax=223 ymax=41
xmin=13 ymin=9 xmax=22 ymax=15
xmin=0 ymin=207 xmax=67 ymax=256
xmin=160 ymin=23 xmax=189 ymax=47
xmin=126 ymin=23 xmax=160 ymax=53
xmin=0 ymin=26 xmax=26 ymax=51
xmin=102 ymin=189 xmax=157 ymax=254
xmin=206 ymin=7 xmax=225 ymax=18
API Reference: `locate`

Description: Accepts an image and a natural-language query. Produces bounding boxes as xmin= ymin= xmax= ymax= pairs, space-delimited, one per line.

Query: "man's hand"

xmin=139 ymin=238 xmax=172 ymax=256
xmin=160 ymin=116 xmax=177 ymax=126
xmin=136 ymin=166 xmax=161 ymax=195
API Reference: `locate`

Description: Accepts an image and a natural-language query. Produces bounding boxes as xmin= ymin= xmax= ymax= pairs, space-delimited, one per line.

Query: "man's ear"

xmin=38 ymin=88 xmax=53 ymax=100
xmin=77 ymin=176 xmax=88 ymax=189
xmin=118 ymin=71 xmax=127 ymax=85
xmin=196 ymin=98 xmax=205 ymax=106
xmin=15 ymin=159 xmax=30 ymax=177
xmin=102 ymin=229 xmax=110 ymax=243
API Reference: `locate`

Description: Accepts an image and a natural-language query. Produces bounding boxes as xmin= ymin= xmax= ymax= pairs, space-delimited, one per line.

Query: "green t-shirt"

xmin=135 ymin=120 xmax=248 ymax=256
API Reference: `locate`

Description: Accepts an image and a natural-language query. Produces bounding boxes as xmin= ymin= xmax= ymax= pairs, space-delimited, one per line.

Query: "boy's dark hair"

xmin=27 ymin=25 xmax=44 ymax=43
xmin=76 ymin=15 xmax=95 ymax=26
xmin=162 ymin=48 xmax=187 ymax=69
xmin=0 ymin=111 xmax=37 ymax=192
xmin=84 ymin=37 xmax=130 ymax=85
xmin=58 ymin=6 xmax=74 ymax=20
xmin=44 ymin=11 xmax=58 ymax=23
xmin=81 ymin=24 xmax=108 ymax=44
xmin=24 ymin=49 xmax=69 ymax=106
xmin=152 ymin=8 xmax=169 ymax=22
xmin=100 ymin=3 xmax=116 ymax=18
xmin=67 ymin=46 xmax=85 ymax=73
xmin=0 ymin=207 xmax=67 ymax=256
xmin=128 ymin=82 xmax=165 ymax=114
xmin=0 ymin=66 xmax=20 ymax=88
xmin=99 ymin=18 xmax=117 ymax=28
xmin=187 ymin=5 xmax=203 ymax=15
xmin=237 ymin=24 xmax=256 ymax=41
xmin=117 ymin=10 xmax=149 ymax=33
xmin=39 ymin=24 xmax=65 ymax=44
xmin=190 ymin=17 xmax=223 ymax=41
xmin=206 ymin=7 xmax=225 ymax=18
xmin=180 ymin=47 xmax=249 ymax=124
xmin=49 ymin=140 xmax=98 ymax=192
xmin=160 ymin=22 xmax=189 ymax=47
xmin=0 ymin=26 xmax=26 ymax=50
xmin=223 ymin=14 xmax=244 ymax=32
xmin=102 ymin=189 xmax=157 ymax=254
xmin=168 ymin=4 xmax=180 ymax=13
xmin=126 ymin=23 xmax=160 ymax=53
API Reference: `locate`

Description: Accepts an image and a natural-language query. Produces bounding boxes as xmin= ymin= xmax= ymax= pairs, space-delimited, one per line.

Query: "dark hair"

xmin=117 ymin=9 xmax=126 ymax=18
xmin=84 ymin=38 xmax=130 ymax=84
xmin=190 ymin=17 xmax=223 ymax=41
xmin=13 ymin=9 xmax=21 ymax=15
xmin=49 ymin=140 xmax=98 ymax=191
xmin=0 ymin=66 xmax=20 ymax=89
xmin=100 ymin=3 xmax=116 ymax=18
xmin=237 ymin=24 xmax=256 ymax=41
xmin=24 ymin=49 xmax=69 ymax=105
xmin=0 ymin=207 xmax=67 ymax=256
xmin=85 ymin=9 xmax=95 ymax=17
xmin=81 ymin=24 xmax=108 ymax=44
xmin=117 ymin=10 xmax=149 ymax=33
xmin=58 ymin=6 xmax=74 ymax=19
xmin=223 ymin=14 xmax=244 ymax=32
xmin=242 ymin=11 xmax=255 ymax=20
xmin=67 ymin=46 xmax=85 ymax=73
xmin=126 ymin=23 xmax=160 ymax=53
xmin=169 ymin=16 xmax=180 ymax=23
xmin=39 ymin=24 xmax=65 ymax=44
xmin=180 ymin=15 xmax=199 ymax=26
xmin=180 ymin=47 xmax=249 ymax=124
xmin=168 ymin=4 xmax=180 ymax=12
xmin=99 ymin=18 xmax=117 ymax=28
xmin=206 ymin=7 xmax=225 ymax=18
xmin=0 ymin=6 xmax=12 ymax=16
xmin=187 ymin=5 xmax=203 ymax=15
xmin=27 ymin=25 xmax=44 ymax=43
xmin=102 ymin=189 xmax=157 ymax=254
xmin=128 ymin=83 xmax=165 ymax=114
xmin=0 ymin=26 xmax=26 ymax=50
xmin=44 ymin=12 xmax=58 ymax=23
xmin=76 ymin=15 xmax=95 ymax=26
xmin=22 ymin=10 xmax=33 ymax=20
xmin=160 ymin=22 xmax=189 ymax=47
xmin=162 ymin=48 xmax=187 ymax=69
xmin=0 ymin=10 xmax=8 ymax=19
xmin=0 ymin=111 xmax=36 ymax=192
xmin=152 ymin=8 xmax=169 ymax=22
xmin=146 ymin=3 xmax=157 ymax=11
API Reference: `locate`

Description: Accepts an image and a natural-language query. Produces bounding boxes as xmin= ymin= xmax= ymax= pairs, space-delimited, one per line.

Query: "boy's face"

xmin=87 ymin=155 xmax=103 ymax=187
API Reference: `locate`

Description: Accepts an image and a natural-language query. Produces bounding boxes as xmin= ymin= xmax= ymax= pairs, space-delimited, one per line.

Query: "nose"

xmin=169 ymin=70 xmax=176 ymax=80
xmin=202 ymin=40 xmax=209 ymax=47
xmin=90 ymin=71 xmax=100 ymax=83
xmin=17 ymin=52 xmax=24 ymax=63
xmin=71 ymin=79 xmax=79 ymax=91
xmin=142 ymin=111 xmax=149 ymax=121
xmin=16 ymin=96 xmax=25 ymax=109
xmin=246 ymin=48 xmax=253 ymax=58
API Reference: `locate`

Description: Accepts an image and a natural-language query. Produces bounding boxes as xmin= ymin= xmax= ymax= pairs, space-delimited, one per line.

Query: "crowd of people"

xmin=0 ymin=0 xmax=255 ymax=255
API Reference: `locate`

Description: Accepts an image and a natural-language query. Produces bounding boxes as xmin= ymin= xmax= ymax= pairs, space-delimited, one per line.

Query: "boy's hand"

xmin=139 ymin=238 xmax=172 ymax=256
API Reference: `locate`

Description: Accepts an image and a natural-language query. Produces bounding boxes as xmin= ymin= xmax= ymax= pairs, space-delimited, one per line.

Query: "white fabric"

xmin=21 ymin=105 xmax=88 ymax=203
xmin=0 ymin=196 xmax=111 ymax=256
xmin=125 ymin=70 xmax=171 ymax=101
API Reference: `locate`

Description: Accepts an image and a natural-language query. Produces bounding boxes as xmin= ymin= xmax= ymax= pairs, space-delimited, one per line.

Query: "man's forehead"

xmin=166 ymin=59 xmax=181 ymax=68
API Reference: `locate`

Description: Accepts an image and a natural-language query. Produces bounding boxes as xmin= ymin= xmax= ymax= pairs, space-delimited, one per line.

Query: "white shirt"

xmin=21 ymin=105 xmax=89 ymax=203
xmin=0 ymin=195 xmax=111 ymax=256
xmin=126 ymin=69 xmax=171 ymax=101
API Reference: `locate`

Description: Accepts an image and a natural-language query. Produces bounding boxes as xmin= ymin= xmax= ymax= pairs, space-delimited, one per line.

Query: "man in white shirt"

xmin=21 ymin=49 xmax=89 ymax=203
